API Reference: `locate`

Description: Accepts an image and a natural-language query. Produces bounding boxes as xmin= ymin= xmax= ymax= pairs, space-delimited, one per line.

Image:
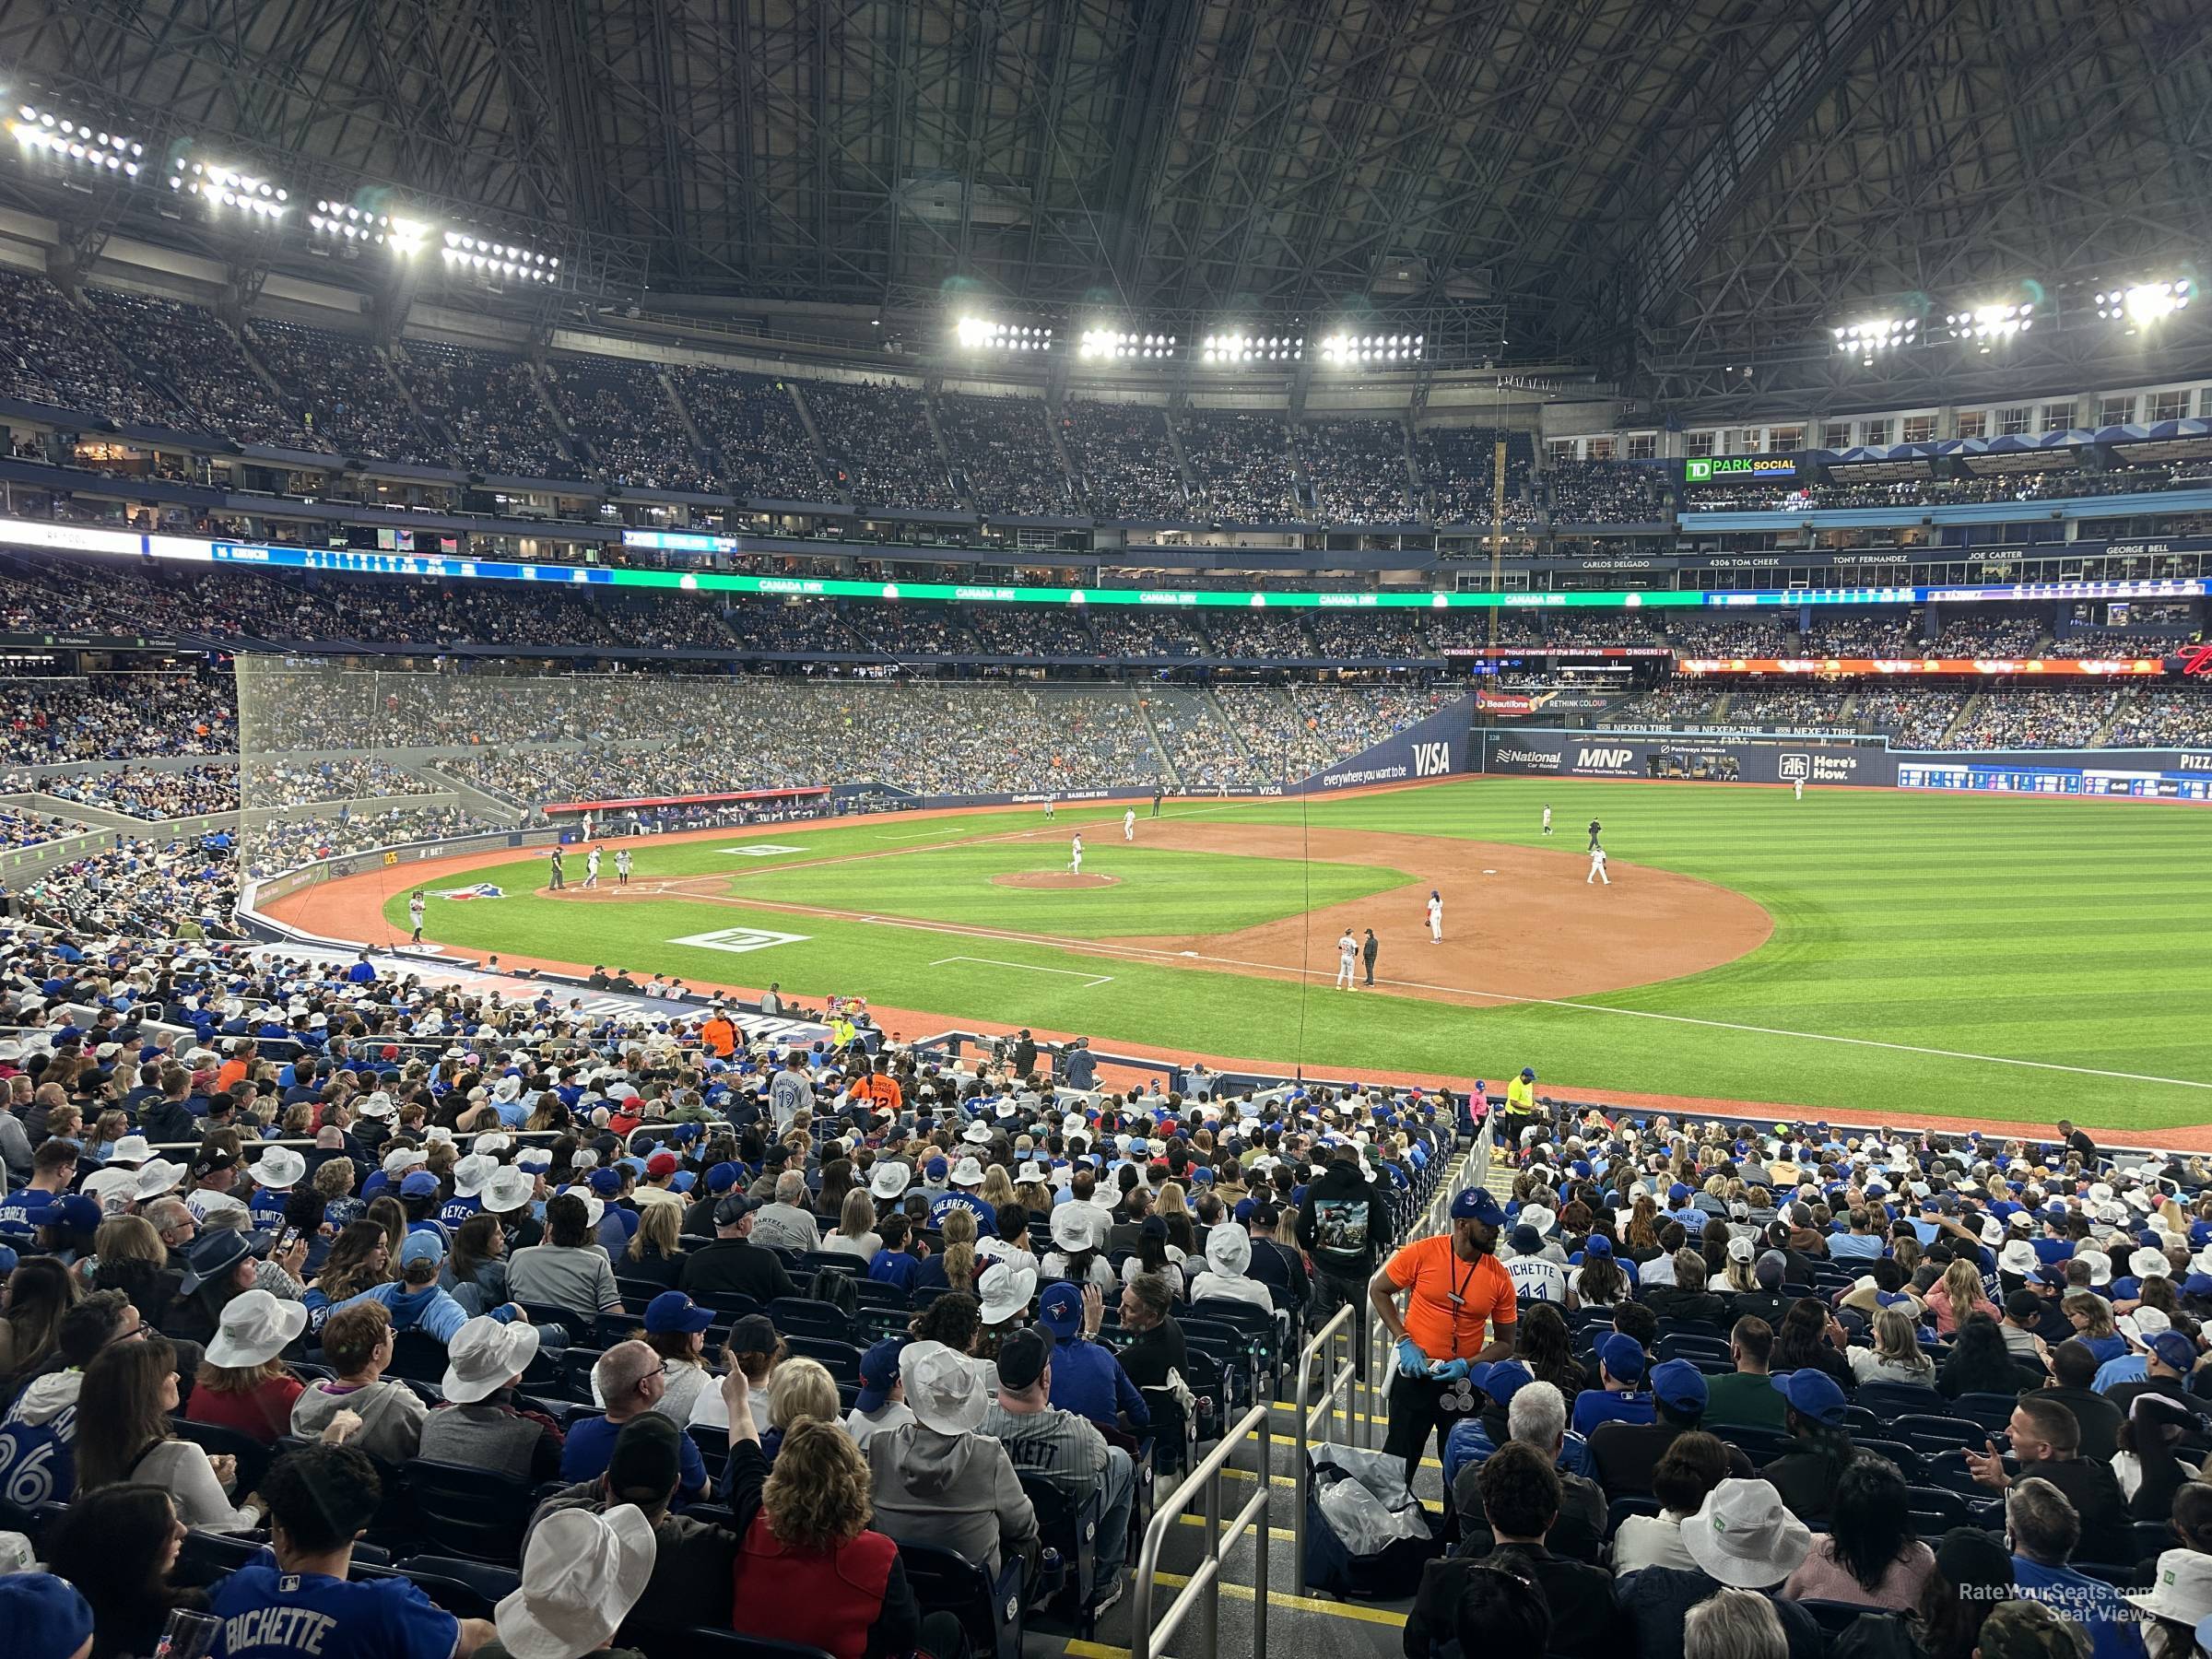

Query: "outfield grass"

xmin=386 ymin=782 xmax=2212 ymax=1129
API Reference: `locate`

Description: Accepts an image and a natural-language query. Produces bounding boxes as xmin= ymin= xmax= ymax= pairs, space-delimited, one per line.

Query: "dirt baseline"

xmin=1106 ymin=821 xmax=1774 ymax=1003
xmin=992 ymin=871 xmax=1120 ymax=889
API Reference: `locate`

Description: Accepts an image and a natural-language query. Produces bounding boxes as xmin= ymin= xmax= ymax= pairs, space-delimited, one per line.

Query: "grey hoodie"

xmin=290 ymin=1377 xmax=429 ymax=1465
xmin=864 ymin=1422 xmax=1038 ymax=1576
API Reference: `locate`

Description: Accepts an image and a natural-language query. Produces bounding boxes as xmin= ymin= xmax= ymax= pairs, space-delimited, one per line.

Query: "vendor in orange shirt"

xmin=700 ymin=1006 xmax=737 ymax=1059
xmin=1368 ymin=1184 xmax=1516 ymax=1481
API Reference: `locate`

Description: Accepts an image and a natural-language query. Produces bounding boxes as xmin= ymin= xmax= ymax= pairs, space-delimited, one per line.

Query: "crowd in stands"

xmin=1178 ymin=411 xmax=1295 ymax=522
xmin=27 ymin=765 xmax=240 ymax=821
xmin=2105 ymin=691 xmax=2212 ymax=749
xmin=543 ymin=359 xmax=714 ymax=494
xmin=239 ymin=317 xmax=436 ymax=464
xmin=1086 ymin=613 xmax=1204 ymax=659
xmin=1801 ymin=614 xmax=1924 ymax=656
xmin=0 ymin=935 xmax=1457 ymax=1659
xmin=0 ymin=803 xmax=88 ymax=852
xmin=1601 ymin=686 xmax=1719 ymax=727
xmin=0 ymin=269 xmax=181 ymax=428
xmin=1716 ymin=688 xmax=1860 ymax=731
xmin=1933 ymin=617 xmax=2047 ymax=657
xmin=807 ymin=382 xmax=962 ymax=512
xmin=0 ymin=677 xmax=237 ymax=765
xmin=241 ymin=805 xmax=509 ymax=878
xmin=1061 ymin=403 xmax=1189 ymax=520
xmin=1307 ymin=615 xmax=1434 ymax=659
xmin=1 ymin=833 xmax=237 ymax=934
xmin=1141 ymin=686 xmax=1252 ymax=788
xmin=1947 ymin=690 xmax=2122 ymax=751
xmin=666 ymin=368 xmax=826 ymax=501
xmin=1546 ymin=460 xmax=1672 ymax=524
xmin=1300 ymin=419 xmax=1413 ymax=524
xmin=1194 ymin=613 xmax=1317 ymax=660
xmin=1666 ymin=618 xmax=1796 ymax=658
xmin=934 ymin=393 xmax=1069 ymax=517
xmin=82 ymin=289 xmax=313 ymax=453
xmin=1417 ymin=426 xmax=1536 ymax=526
xmin=1855 ymin=690 xmax=1974 ymax=748
xmin=394 ymin=342 xmax=579 ymax=481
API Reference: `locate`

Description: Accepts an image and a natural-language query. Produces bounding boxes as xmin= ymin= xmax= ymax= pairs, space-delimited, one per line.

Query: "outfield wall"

xmin=1479 ymin=728 xmax=2212 ymax=801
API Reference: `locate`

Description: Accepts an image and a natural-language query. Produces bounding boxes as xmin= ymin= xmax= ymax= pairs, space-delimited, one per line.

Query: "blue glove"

xmin=1429 ymin=1359 xmax=1470 ymax=1382
xmin=1394 ymin=1337 xmax=1429 ymax=1378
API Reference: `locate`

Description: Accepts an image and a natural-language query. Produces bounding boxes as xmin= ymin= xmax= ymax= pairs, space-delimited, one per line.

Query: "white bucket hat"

xmin=442 ymin=1315 xmax=543 ymax=1404
xmin=1049 ymin=1205 xmax=1094 ymax=1254
xmin=2132 ymin=1247 xmax=2172 ymax=1281
xmin=206 ymin=1288 xmax=311 ymax=1370
xmin=902 ymin=1339 xmax=990 ymax=1436
xmin=82 ymin=1166 xmax=142 ymax=1213
xmin=960 ymin=1122 xmax=993 ymax=1146
xmin=1998 ymin=1239 xmax=2040 ymax=1277
xmin=950 ymin=1157 xmax=986 ymax=1188
xmin=2076 ymin=1249 xmax=2112 ymax=1287
xmin=382 ymin=1148 xmax=429 ymax=1179
xmin=2125 ymin=1549 xmax=2212 ymax=1630
xmin=494 ymin=1502 xmax=655 ymax=1659
xmin=134 ymin=1159 xmax=186 ymax=1200
xmin=108 ymin=1135 xmax=152 ymax=1167
xmin=247 ymin=1147 xmax=306 ymax=1190
xmin=1681 ymin=1478 xmax=1812 ymax=1589
xmin=976 ymin=1259 xmax=1038 ymax=1326
xmin=481 ymin=1167 xmax=535 ymax=1215
xmin=869 ymin=1162 xmax=910 ymax=1202
xmin=2121 ymin=1307 xmax=2172 ymax=1347
xmin=452 ymin=1154 xmax=497 ymax=1199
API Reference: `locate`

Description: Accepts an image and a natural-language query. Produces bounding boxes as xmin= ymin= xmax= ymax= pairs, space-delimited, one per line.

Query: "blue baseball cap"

xmin=1649 ymin=1359 xmax=1708 ymax=1414
xmin=855 ymin=1337 xmax=905 ymax=1414
xmin=0 ymin=1572 xmax=92 ymax=1659
xmin=589 ymin=1167 xmax=622 ymax=1195
xmin=1468 ymin=1359 xmax=1532 ymax=1406
xmin=924 ymin=1157 xmax=949 ymax=1182
xmin=1771 ymin=1369 xmax=1848 ymax=1424
xmin=399 ymin=1170 xmax=441 ymax=1198
xmin=1583 ymin=1235 xmax=1614 ymax=1257
xmin=705 ymin=1162 xmax=741 ymax=1194
xmin=645 ymin=1291 xmax=715 ymax=1335
xmin=398 ymin=1230 xmax=447 ymax=1267
xmin=2150 ymin=1332 xmax=2196 ymax=1373
xmin=1450 ymin=1188 xmax=1505 ymax=1226
xmin=1037 ymin=1281 xmax=1085 ymax=1338
xmin=50 ymin=1194 xmax=101 ymax=1231
xmin=1598 ymin=1333 xmax=1647 ymax=1385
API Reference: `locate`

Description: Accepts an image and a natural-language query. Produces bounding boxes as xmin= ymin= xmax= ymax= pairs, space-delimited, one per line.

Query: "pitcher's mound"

xmin=994 ymin=872 xmax=1119 ymax=890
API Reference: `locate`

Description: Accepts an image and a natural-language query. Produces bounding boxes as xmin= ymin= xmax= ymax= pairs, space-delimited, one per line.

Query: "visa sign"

xmin=1411 ymin=741 xmax=1453 ymax=778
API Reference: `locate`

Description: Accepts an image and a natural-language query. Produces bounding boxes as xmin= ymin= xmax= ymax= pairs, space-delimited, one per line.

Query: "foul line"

xmin=928 ymin=955 xmax=1113 ymax=988
xmin=628 ymin=888 xmax=2212 ymax=1092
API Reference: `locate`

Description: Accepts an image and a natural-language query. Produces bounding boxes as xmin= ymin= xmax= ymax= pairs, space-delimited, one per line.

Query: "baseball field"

xmin=291 ymin=776 xmax=2212 ymax=1131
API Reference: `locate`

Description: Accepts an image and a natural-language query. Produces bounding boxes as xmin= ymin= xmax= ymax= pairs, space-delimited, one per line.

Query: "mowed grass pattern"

xmin=390 ymin=780 xmax=2212 ymax=1129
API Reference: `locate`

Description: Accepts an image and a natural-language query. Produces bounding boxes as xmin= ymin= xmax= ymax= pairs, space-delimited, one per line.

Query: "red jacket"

xmin=730 ymin=1513 xmax=896 ymax=1659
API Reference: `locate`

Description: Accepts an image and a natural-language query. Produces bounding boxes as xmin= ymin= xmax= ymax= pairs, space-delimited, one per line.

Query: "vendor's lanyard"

xmin=1445 ymin=1253 xmax=1476 ymax=1311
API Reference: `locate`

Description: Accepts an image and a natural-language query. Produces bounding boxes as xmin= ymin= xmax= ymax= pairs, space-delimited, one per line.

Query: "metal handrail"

xmin=1289 ymin=1304 xmax=1367 ymax=1586
xmin=1130 ymin=1400 xmax=1273 ymax=1659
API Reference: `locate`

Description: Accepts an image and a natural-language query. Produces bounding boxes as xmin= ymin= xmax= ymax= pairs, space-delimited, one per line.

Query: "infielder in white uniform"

xmin=1069 ymin=834 xmax=1084 ymax=875
xmin=1427 ymin=888 xmax=1443 ymax=943
xmin=407 ymin=891 xmax=426 ymax=943
xmin=1124 ymin=808 xmax=1135 ymax=841
xmin=1335 ymin=929 xmax=1359 ymax=989
xmin=1542 ymin=805 xmax=1553 ymax=837
xmin=1044 ymin=794 xmax=1056 ymax=820
xmin=1587 ymin=846 xmax=1610 ymax=886
xmin=583 ymin=845 xmax=602 ymax=888
xmin=1794 ymin=778 xmax=1805 ymax=802
xmin=615 ymin=848 xmax=632 ymax=886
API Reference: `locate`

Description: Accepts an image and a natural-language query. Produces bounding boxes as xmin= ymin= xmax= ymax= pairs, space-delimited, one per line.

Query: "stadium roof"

xmin=4 ymin=0 xmax=2208 ymax=383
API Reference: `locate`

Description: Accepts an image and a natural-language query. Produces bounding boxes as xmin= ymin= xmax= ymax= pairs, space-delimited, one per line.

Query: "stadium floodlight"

xmin=438 ymin=229 xmax=558 ymax=282
xmin=1317 ymin=331 xmax=1423 ymax=364
xmin=1077 ymin=328 xmax=1175 ymax=361
xmin=1830 ymin=317 xmax=1916 ymax=361
xmin=1198 ymin=332 xmax=1301 ymax=365
xmin=169 ymin=159 xmax=289 ymax=218
xmin=8 ymin=105 xmax=145 ymax=177
xmin=954 ymin=315 xmax=1053 ymax=352
xmin=2095 ymin=280 xmax=2193 ymax=328
xmin=312 ymin=202 xmax=429 ymax=255
xmin=1943 ymin=300 xmax=2033 ymax=349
